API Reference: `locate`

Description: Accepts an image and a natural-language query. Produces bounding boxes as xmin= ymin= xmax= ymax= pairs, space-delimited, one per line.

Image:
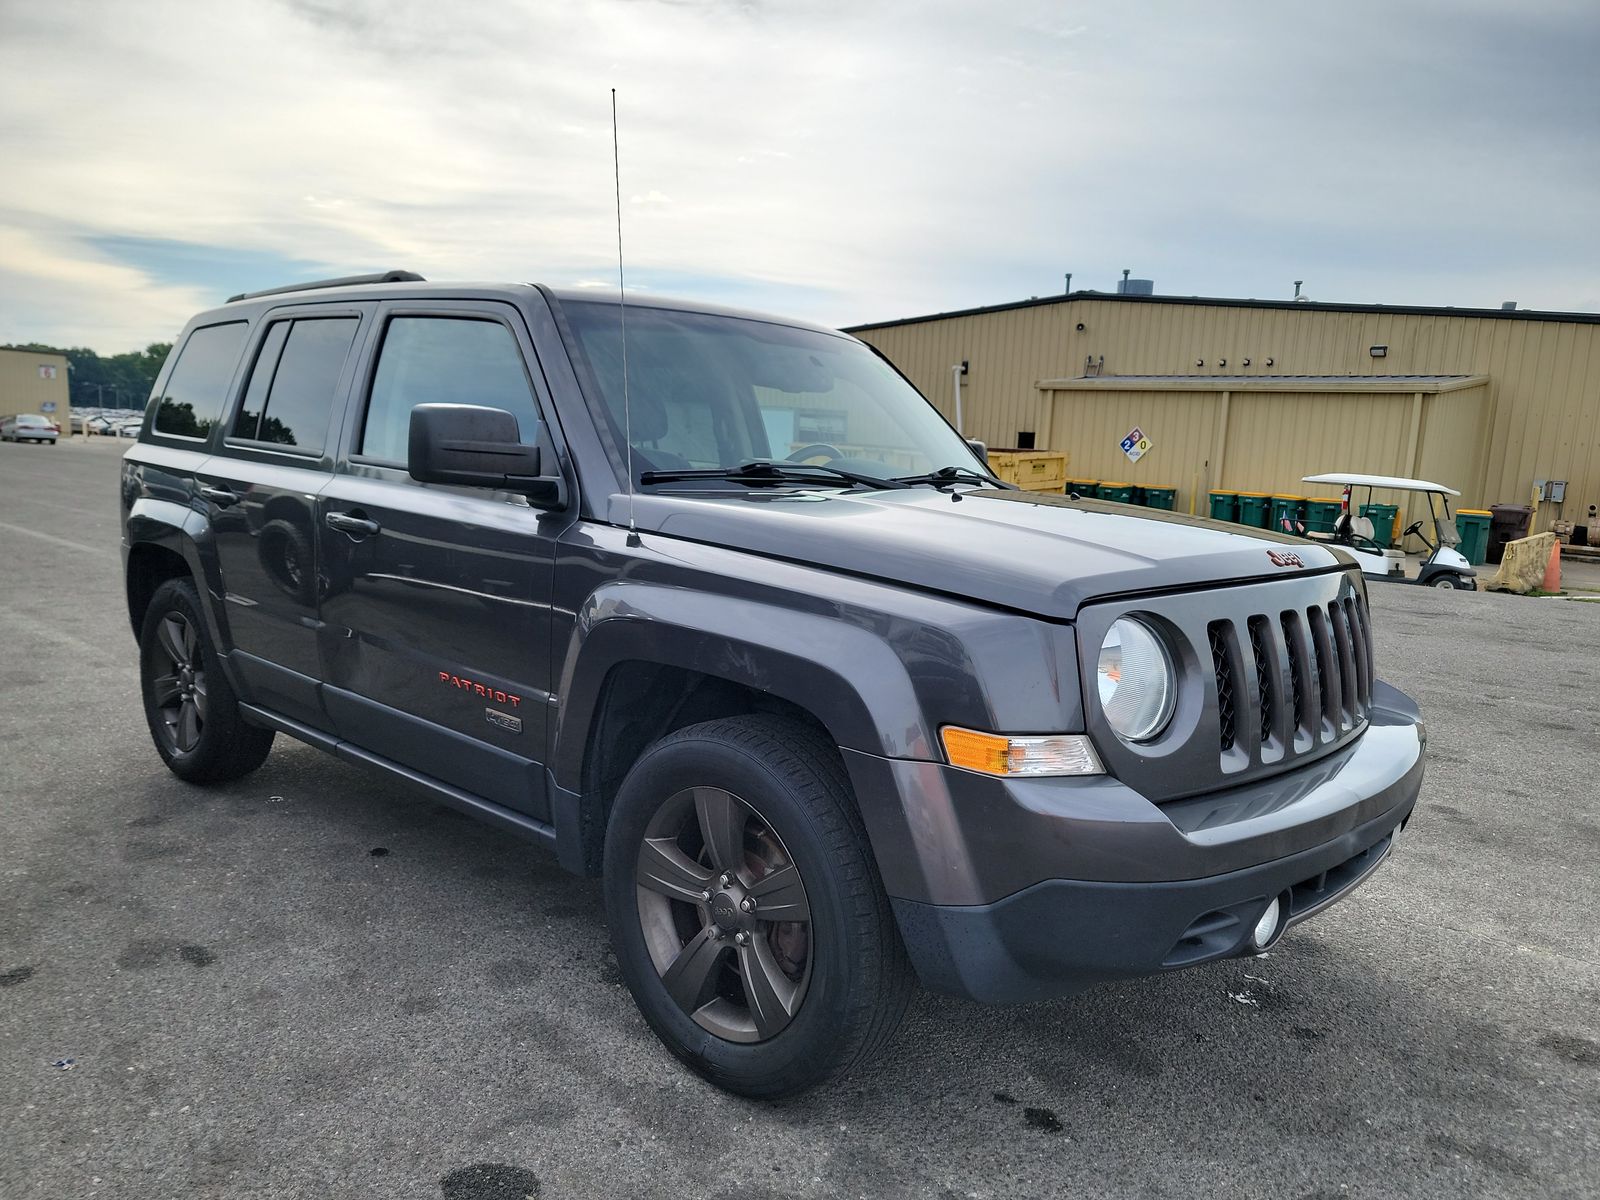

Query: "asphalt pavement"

xmin=3 ymin=438 xmax=1597 ymax=1199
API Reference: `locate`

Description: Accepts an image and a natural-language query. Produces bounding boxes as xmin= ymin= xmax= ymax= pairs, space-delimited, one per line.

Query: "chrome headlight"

xmin=1096 ymin=617 xmax=1176 ymax=742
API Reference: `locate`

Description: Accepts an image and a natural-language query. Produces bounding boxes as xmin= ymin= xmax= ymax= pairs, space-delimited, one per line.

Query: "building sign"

xmin=38 ymin=364 xmax=58 ymax=380
xmin=1120 ymin=426 xmax=1152 ymax=464
xmin=41 ymin=401 xmax=57 ymax=413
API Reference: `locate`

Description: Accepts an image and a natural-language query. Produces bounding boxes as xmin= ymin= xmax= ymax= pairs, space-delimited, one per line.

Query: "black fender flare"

xmin=124 ymin=496 xmax=235 ymax=671
xmin=551 ymin=581 xmax=936 ymax=793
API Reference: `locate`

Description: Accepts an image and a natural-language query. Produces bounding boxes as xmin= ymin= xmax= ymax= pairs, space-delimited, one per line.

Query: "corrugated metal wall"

xmin=854 ymin=298 xmax=1600 ymax=524
xmin=1039 ymin=381 xmax=1489 ymax=519
xmin=0 ymin=349 xmax=71 ymax=425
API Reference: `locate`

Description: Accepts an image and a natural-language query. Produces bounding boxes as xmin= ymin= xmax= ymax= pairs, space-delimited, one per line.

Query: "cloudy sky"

xmin=2 ymin=0 xmax=1597 ymax=350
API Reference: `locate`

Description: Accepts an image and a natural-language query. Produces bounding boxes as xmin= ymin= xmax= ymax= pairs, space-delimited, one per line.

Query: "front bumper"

xmin=843 ymin=682 xmax=1425 ymax=1004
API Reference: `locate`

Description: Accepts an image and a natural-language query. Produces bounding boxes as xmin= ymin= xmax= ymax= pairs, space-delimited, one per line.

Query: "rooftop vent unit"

xmin=1501 ymin=300 xmax=1518 ymax=311
xmin=1117 ymin=269 xmax=1154 ymax=295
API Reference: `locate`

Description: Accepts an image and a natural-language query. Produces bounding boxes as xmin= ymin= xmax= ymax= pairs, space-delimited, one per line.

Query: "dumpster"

xmin=1236 ymin=491 xmax=1272 ymax=528
xmin=1142 ymin=485 xmax=1178 ymax=511
xmin=1099 ymin=481 xmax=1134 ymax=504
xmin=1208 ymin=490 xmax=1239 ymax=522
xmin=1487 ymin=504 xmax=1534 ymax=563
xmin=1067 ymin=478 xmax=1099 ymax=498
xmin=1270 ymin=495 xmax=1306 ymax=534
xmin=1359 ymin=503 xmax=1400 ymax=547
xmin=1455 ymin=509 xmax=1492 ymax=566
xmin=1304 ymin=497 xmax=1344 ymax=536
xmin=987 ymin=449 xmax=1068 ymax=493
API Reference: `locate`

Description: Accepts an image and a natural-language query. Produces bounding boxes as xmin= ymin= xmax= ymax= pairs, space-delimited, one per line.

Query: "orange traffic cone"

xmin=1544 ymin=538 xmax=1562 ymax=592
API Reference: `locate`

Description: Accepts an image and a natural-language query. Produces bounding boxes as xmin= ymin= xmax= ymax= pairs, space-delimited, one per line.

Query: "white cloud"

xmin=1 ymin=0 xmax=1596 ymax=347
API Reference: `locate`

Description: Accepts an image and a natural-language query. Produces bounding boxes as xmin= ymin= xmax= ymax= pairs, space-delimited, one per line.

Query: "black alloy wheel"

xmin=604 ymin=715 xmax=913 ymax=1098
xmin=149 ymin=609 xmax=207 ymax=754
xmin=634 ymin=785 xmax=813 ymax=1042
xmin=138 ymin=578 xmax=274 ymax=783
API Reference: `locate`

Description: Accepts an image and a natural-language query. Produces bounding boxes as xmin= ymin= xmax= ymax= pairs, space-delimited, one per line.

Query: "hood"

xmin=617 ymin=487 xmax=1351 ymax=621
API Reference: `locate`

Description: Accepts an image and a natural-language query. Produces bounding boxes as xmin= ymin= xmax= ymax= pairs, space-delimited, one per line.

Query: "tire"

xmin=603 ymin=714 xmax=913 ymax=1099
xmin=1432 ymin=576 xmax=1462 ymax=589
xmin=138 ymin=578 xmax=274 ymax=783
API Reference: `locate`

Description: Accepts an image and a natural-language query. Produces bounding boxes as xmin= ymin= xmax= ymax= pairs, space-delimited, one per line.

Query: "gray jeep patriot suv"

xmin=121 ymin=272 xmax=1425 ymax=1097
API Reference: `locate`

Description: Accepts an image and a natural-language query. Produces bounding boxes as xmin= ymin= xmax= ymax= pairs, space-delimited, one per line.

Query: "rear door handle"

xmin=325 ymin=511 xmax=381 ymax=537
xmin=198 ymin=485 xmax=240 ymax=508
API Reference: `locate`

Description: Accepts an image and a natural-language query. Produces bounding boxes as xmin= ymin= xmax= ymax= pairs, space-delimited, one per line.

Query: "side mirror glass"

xmin=965 ymin=437 xmax=989 ymax=464
xmin=407 ymin=403 xmax=565 ymax=507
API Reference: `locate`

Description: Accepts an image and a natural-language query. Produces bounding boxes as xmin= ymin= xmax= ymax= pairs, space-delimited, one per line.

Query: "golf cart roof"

xmin=1302 ymin=472 xmax=1461 ymax=497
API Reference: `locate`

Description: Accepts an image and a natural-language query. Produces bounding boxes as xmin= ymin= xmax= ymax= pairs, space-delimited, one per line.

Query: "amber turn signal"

xmin=939 ymin=727 xmax=1104 ymax=777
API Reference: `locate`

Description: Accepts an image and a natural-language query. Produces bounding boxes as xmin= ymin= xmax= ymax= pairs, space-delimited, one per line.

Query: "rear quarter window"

xmin=153 ymin=321 xmax=249 ymax=440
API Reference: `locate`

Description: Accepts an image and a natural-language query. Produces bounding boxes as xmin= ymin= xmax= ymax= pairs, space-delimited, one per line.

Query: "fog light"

xmin=1250 ymin=897 xmax=1282 ymax=950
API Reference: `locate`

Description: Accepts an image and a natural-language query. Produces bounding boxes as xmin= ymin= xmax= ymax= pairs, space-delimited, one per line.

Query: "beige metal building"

xmin=0 ymin=348 xmax=71 ymax=430
xmin=848 ymin=293 xmax=1600 ymax=529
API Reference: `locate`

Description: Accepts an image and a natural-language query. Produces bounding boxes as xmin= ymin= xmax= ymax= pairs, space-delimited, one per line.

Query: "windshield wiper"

xmin=639 ymin=460 xmax=909 ymax=490
xmin=892 ymin=465 xmax=1004 ymax=489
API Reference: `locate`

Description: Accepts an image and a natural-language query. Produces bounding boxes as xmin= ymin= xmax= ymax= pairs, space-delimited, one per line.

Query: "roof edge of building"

xmin=842 ymin=290 xmax=1600 ymax=334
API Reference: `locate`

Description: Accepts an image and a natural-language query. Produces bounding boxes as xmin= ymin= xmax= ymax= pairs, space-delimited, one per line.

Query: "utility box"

xmin=987 ymin=448 xmax=1068 ymax=492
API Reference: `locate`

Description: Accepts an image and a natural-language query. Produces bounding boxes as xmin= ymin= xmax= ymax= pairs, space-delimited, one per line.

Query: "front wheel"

xmin=603 ymin=715 xmax=913 ymax=1098
xmin=139 ymin=578 xmax=275 ymax=783
xmin=1431 ymin=575 xmax=1469 ymax=590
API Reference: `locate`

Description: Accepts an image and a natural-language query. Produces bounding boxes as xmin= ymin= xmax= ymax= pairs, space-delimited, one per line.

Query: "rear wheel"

xmin=603 ymin=715 xmax=913 ymax=1098
xmin=139 ymin=578 xmax=274 ymax=783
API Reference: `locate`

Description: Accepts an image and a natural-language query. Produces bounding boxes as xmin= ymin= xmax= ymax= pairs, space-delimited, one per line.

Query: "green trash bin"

xmin=1304 ymin=497 xmax=1344 ymax=535
xmin=1066 ymin=478 xmax=1098 ymax=498
xmin=1236 ymin=491 xmax=1272 ymax=528
xmin=1208 ymin=490 xmax=1239 ymax=522
xmin=1099 ymin=481 xmax=1134 ymax=504
xmin=1142 ymin=485 xmax=1177 ymax=511
xmin=1455 ymin=509 xmax=1492 ymax=566
xmin=1359 ymin=503 xmax=1399 ymax=548
xmin=1270 ymin=494 xmax=1306 ymax=534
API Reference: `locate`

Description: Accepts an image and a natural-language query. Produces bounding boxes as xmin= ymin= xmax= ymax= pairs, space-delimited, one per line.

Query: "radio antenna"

xmin=612 ymin=88 xmax=639 ymax=545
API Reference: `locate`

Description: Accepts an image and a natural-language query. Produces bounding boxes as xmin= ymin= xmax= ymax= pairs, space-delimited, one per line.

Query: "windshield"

xmin=561 ymin=301 xmax=986 ymax=485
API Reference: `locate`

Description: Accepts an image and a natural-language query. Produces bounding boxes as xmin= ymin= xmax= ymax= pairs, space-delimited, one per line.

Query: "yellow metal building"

xmin=848 ymin=293 xmax=1600 ymax=528
xmin=0 ymin=348 xmax=71 ymax=430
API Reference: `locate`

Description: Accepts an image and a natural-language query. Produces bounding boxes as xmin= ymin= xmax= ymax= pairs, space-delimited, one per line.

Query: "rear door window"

xmin=359 ymin=316 xmax=540 ymax=464
xmin=230 ymin=317 xmax=358 ymax=455
xmin=153 ymin=321 xmax=249 ymax=440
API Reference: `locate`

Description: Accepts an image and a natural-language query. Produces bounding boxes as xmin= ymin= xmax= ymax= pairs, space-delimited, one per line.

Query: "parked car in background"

xmin=1 ymin=414 xmax=60 ymax=443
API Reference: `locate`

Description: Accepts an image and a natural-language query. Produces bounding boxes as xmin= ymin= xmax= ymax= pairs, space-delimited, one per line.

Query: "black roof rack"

xmin=226 ymin=270 xmax=426 ymax=304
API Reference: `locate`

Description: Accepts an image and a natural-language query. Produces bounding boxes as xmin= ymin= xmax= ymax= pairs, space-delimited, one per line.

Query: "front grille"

xmin=1079 ymin=569 xmax=1375 ymax=803
xmin=1210 ymin=592 xmax=1374 ymax=766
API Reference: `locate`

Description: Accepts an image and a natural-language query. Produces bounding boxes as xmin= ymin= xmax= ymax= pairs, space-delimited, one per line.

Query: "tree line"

xmin=2 ymin=341 xmax=172 ymax=410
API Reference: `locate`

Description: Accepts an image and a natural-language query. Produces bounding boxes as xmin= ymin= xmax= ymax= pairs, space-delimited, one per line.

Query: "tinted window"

xmin=232 ymin=322 xmax=289 ymax=442
xmin=154 ymin=322 xmax=249 ymax=439
xmin=361 ymin=317 xmax=539 ymax=463
xmin=232 ymin=318 xmax=357 ymax=454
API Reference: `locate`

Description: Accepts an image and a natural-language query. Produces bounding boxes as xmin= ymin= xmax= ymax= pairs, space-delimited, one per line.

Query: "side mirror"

xmin=408 ymin=403 xmax=565 ymax=507
xmin=965 ymin=437 xmax=989 ymax=463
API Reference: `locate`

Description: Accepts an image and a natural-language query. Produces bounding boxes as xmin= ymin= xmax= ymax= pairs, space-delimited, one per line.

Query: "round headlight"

xmin=1097 ymin=617 xmax=1176 ymax=742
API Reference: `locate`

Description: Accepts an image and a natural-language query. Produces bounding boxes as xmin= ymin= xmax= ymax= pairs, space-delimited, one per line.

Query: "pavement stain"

xmin=1022 ymin=1106 xmax=1064 ymax=1133
xmin=115 ymin=938 xmax=218 ymax=970
xmin=1536 ymin=1031 xmax=1599 ymax=1066
xmin=0 ymin=965 xmax=36 ymax=988
xmin=439 ymin=1163 xmax=541 ymax=1199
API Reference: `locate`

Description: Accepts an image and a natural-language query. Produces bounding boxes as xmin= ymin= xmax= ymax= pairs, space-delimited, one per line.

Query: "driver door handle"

xmin=324 ymin=511 xmax=381 ymax=537
xmin=198 ymin=485 xmax=240 ymax=508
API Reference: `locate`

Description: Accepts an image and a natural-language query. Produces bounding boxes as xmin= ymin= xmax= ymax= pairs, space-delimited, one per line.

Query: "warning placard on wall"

xmin=1120 ymin=426 xmax=1152 ymax=464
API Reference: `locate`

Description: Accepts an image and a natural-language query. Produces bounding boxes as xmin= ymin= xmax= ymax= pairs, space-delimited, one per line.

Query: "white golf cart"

xmin=1299 ymin=473 xmax=1477 ymax=590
